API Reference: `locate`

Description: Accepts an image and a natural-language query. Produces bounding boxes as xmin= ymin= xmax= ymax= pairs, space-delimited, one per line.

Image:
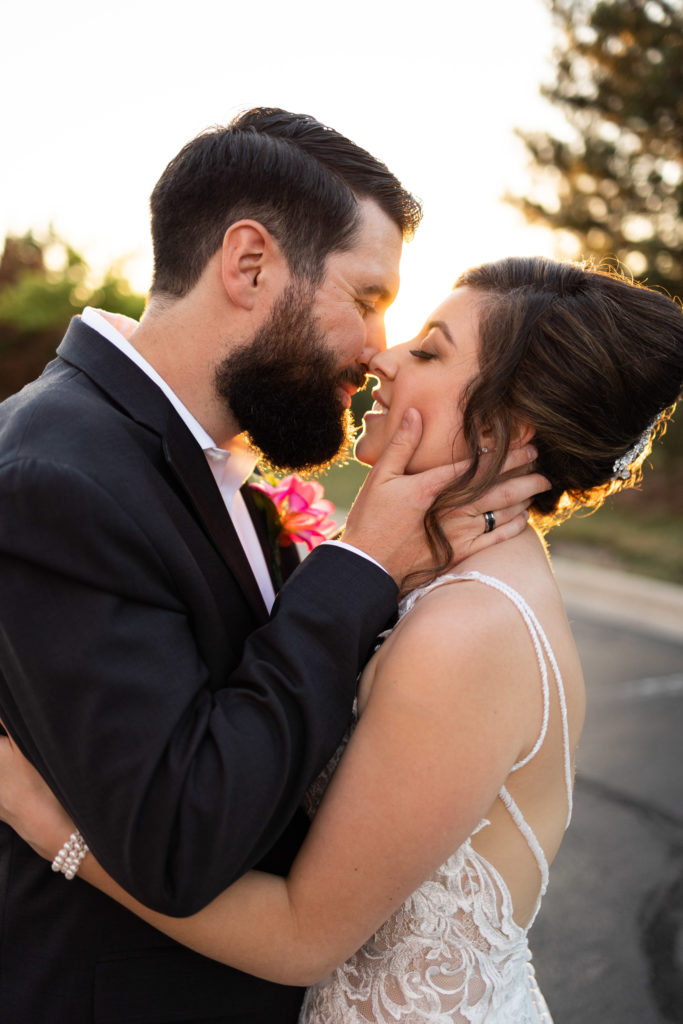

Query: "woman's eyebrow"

xmin=426 ymin=320 xmax=455 ymax=345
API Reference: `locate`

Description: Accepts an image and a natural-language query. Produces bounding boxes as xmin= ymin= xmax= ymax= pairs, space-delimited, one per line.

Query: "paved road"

xmin=533 ymin=560 xmax=683 ymax=1024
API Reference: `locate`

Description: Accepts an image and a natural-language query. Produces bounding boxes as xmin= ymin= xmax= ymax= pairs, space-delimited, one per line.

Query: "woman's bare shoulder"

xmin=369 ymin=568 xmax=536 ymax=710
xmin=371 ymin=534 xmax=568 ymax=697
xmin=394 ymin=557 xmax=542 ymax=653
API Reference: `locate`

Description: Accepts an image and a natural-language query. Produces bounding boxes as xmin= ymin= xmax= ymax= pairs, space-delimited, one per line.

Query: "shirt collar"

xmin=81 ymin=306 xmax=215 ymax=450
xmin=80 ymin=307 xmax=259 ymax=498
xmin=204 ymin=436 xmax=259 ymax=505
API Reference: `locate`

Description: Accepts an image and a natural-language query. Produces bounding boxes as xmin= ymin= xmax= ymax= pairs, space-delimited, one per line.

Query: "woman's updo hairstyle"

xmin=417 ymin=256 xmax=683 ymax=589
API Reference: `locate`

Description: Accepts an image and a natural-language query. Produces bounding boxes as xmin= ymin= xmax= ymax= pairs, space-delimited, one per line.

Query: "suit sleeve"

xmin=0 ymin=457 xmax=397 ymax=914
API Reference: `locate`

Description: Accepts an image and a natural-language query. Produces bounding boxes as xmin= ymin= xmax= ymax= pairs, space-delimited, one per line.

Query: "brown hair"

xmin=414 ymin=256 xmax=683 ymax=588
xmin=150 ymin=107 xmax=422 ymax=297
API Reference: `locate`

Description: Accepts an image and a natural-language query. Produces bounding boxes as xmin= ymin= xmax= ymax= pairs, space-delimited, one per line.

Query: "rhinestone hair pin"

xmin=612 ymin=418 xmax=659 ymax=481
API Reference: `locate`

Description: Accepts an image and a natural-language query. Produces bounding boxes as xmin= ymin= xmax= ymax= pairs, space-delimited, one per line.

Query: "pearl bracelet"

xmin=51 ymin=830 xmax=89 ymax=880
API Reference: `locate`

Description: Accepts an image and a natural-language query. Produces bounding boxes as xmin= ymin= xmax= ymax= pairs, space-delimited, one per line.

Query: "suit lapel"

xmin=57 ymin=318 xmax=270 ymax=625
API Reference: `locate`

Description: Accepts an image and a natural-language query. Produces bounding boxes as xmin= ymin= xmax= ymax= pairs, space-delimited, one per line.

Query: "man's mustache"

xmin=337 ymin=367 xmax=370 ymax=391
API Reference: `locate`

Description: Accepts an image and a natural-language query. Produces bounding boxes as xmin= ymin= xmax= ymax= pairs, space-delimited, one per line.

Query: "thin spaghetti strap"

xmin=401 ymin=571 xmax=574 ymax=828
xmin=534 ymin=619 xmax=573 ymax=829
xmin=499 ymin=785 xmax=549 ymax=926
xmin=450 ymin=571 xmax=572 ymax=827
xmin=440 ymin=573 xmax=552 ymax=767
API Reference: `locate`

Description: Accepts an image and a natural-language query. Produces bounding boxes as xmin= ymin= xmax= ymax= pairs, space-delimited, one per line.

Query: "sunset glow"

xmin=2 ymin=0 xmax=566 ymax=338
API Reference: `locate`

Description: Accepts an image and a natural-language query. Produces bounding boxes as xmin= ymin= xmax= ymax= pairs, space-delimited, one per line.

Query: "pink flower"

xmin=249 ymin=474 xmax=337 ymax=551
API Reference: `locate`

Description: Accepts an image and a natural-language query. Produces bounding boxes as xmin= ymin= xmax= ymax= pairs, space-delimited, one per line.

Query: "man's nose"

xmin=360 ymin=318 xmax=387 ymax=365
xmin=367 ymin=343 xmax=398 ymax=379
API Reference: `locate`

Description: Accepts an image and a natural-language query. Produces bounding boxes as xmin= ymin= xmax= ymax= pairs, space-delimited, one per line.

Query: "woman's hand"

xmin=0 ymin=724 xmax=75 ymax=861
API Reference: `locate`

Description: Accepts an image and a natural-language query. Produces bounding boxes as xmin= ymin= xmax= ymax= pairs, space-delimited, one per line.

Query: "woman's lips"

xmin=369 ymin=390 xmax=389 ymax=415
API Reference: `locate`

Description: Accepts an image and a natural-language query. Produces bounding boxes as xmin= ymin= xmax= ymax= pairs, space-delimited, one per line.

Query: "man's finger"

xmin=415 ymin=463 xmax=550 ymax=516
xmin=501 ymin=444 xmax=540 ymax=474
xmin=369 ymin=408 xmax=423 ymax=480
xmin=468 ymin=511 xmax=530 ymax=554
xmin=447 ymin=443 xmax=539 ymax=486
xmin=470 ymin=472 xmax=550 ymax=516
xmin=441 ymin=499 xmax=530 ymax=529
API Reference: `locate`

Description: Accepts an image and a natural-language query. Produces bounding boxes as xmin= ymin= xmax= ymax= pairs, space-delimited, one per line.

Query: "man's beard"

xmin=215 ymin=283 xmax=366 ymax=473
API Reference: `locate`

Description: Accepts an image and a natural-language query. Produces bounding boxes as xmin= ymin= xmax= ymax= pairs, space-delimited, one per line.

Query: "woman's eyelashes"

xmin=408 ymin=328 xmax=441 ymax=361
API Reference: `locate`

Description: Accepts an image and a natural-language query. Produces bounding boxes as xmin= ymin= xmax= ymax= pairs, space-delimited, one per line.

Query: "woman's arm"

xmin=0 ymin=582 xmax=536 ymax=986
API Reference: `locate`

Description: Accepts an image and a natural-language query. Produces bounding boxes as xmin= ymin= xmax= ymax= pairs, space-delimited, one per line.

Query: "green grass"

xmin=547 ymin=503 xmax=683 ymax=585
xmin=311 ymin=458 xmax=369 ymax=515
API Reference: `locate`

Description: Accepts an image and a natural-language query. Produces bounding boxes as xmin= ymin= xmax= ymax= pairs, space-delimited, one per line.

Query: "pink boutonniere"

xmin=250 ymin=473 xmax=337 ymax=549
xmin=249 ymin=473 xmax=337 ymax=588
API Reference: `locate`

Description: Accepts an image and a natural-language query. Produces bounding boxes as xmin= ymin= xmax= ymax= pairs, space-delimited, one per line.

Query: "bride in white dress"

xmin=1 ymin=256 xmax=681 ymax=1022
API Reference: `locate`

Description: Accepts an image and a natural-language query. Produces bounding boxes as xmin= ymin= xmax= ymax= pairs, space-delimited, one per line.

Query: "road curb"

xmin=552 ymin=556 xmax=683 ymax=645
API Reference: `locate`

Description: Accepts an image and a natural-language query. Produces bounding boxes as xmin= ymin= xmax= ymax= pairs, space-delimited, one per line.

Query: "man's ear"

xmin=220 ymin=220 xmax=286 ymax=311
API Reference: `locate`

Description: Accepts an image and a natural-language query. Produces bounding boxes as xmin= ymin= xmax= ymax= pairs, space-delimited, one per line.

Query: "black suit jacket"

xmin=0 ymin=318 xmax=397 ymax=1023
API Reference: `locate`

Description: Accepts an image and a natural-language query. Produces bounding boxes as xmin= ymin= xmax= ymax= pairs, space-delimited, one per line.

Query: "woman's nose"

xmin=368 ymin=345 xmax=399 ymax=379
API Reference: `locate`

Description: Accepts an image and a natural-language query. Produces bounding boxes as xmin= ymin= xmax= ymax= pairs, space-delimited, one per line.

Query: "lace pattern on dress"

xmin=299 ymin=571 xmax=569 ymax=1023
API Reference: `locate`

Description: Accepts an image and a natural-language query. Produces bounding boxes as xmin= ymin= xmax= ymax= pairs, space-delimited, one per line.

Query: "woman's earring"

xmin=478 ymin=445 xmax=490 ymax=455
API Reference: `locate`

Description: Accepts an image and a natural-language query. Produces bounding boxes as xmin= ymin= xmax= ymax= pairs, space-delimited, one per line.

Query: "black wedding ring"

xmin=483 ymin=510 xmax=496 ymax=533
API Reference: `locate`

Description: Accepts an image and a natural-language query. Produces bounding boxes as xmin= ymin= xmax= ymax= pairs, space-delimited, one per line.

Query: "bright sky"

xmin=2 ymin=0 xmax=568 ymax=341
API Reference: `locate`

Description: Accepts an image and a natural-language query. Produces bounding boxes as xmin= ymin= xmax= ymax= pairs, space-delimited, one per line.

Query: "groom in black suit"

xmin=0 ymin=108 xmax=536 ymax=1023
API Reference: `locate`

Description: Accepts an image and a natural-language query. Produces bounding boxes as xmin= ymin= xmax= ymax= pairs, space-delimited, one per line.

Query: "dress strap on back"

xmin=499 ymin=784 xmax=549 ymax=924
xmin=399 ymin=570 xmax=574 ymax=928
xmin=398 ymin=570 xmax=574 ymax=830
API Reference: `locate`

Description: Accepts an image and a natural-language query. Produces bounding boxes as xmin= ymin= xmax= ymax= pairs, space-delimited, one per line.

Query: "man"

xmin=0 ymin=108 xmax=541 ymax=1022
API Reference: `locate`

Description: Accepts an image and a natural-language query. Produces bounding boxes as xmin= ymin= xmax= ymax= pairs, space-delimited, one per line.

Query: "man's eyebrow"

xmin=427 ymin=319 xmax=455 ymax=345
xmin=358 ymin=284 xmax=393 ymax=303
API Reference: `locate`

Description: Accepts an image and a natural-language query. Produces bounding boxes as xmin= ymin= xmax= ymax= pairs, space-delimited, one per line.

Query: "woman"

xmin=1 ymin=257 xmax=682 ymax=1023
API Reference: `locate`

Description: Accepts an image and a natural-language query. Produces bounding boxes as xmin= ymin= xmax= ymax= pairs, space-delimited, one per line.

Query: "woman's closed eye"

xmin=409 ymin=348 xmax=437 ymax=361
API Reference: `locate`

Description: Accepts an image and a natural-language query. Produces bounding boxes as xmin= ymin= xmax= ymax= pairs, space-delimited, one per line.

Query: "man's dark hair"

xmin=149 ymin=107 xmax=422 ymax=297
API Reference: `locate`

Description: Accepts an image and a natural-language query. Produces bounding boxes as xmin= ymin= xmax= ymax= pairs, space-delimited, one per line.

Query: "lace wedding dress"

xmin=300 ymin=571 xmax=571 ymax=1023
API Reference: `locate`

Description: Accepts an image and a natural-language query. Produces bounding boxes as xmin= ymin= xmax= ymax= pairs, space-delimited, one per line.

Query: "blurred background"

xmin=2 ymin=0 xmax=681 ymax=580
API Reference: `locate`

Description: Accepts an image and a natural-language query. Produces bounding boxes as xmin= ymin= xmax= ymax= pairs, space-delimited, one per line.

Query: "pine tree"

xmin=512 ymin=0 xmax=683 ymax=295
